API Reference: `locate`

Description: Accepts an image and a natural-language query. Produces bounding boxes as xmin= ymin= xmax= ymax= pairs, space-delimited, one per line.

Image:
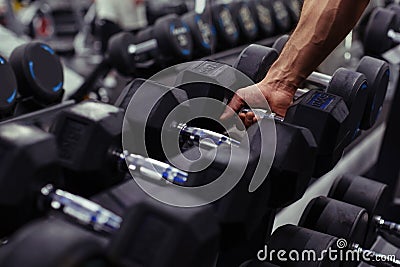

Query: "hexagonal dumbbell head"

xmin=0 ymin=123 xmax=60 ymax=236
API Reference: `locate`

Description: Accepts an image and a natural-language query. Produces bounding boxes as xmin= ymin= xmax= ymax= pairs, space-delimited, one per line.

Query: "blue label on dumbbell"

xmin=0 ymin=57 xmax=4 ymax=64
xmin=307 ymin=92 xmax=334 ymax=110
xmin=170 ymin=23 xmax=191 ymax=56
xmin=239 ymin=5 xmax=258 ymax=34
xmin=6 ymin=89 xmax=17 ymax=104
xmin=40 ymin=44 xmax=55 ymax=55
xmin=195 ymin=15 xmax=214 ymax=49
xmin=219 ymin=6 xmax=239 ymax=40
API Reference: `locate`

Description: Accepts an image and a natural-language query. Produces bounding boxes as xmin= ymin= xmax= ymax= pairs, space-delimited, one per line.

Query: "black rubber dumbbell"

xmin=270 ymin=0 xmax=292 ymax=33
xmin=273 ymin=35 xmax=389 ymax=132
xmin=9 ymin=42 xmax=65 ymax=113
xmin=181 ymin=10 xmax=217 ymax=58
xmin=248 ymin=0 xmax=277 ymax=38
xmin=50 ymin=100 xmax=240 ymax=195
xmin=267 ymin=224 xmax=400 ymax=267
xmin=92 ymin=180 xmax=220 ymax=267
xmin=69 ymin=14 xmax=193 ymax=101
xmin=364 ymin=7 xmax=399 ymax=56
xmin=175 ymin=44 xmax=351 ymax=176
xmin=231 ymin=0 xmax=260 ymax=43
xmin=211 ymin=1 xmax=240 ymax=49
xmin=0 ymin=218 xmax=108 ymax=267
xmin=299 ymin=197 xmax=400 ymax=266
xmin=0 ymin=123 xmax=61 ymax=236
xmin=329 ymin=174 xmax=400 ymax=248
xmin=0 ymin=180 xmax=220 ymax=267
xmin=0 ymin=55 xmax=18 ymax=119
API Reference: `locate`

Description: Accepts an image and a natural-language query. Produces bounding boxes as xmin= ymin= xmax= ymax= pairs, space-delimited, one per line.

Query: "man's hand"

xmin=220 ymin=80 xmax=295 ymax=127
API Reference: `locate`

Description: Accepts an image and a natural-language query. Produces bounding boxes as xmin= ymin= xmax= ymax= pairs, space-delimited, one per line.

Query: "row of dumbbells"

xmin=242 ymin=174 xmax=400 ymax=266
xmin=0 ymin=37 xmax=391 ymax=266
xmin=89 ymin=0 xmax=302 ymax=77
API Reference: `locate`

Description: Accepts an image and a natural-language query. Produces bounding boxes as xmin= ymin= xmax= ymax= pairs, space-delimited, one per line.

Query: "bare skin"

xmin=221 ymin=0 xmax=370 ymax=127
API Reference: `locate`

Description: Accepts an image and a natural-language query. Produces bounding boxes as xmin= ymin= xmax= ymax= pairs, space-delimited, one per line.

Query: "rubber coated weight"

xmin=231 ymin=0 xmax=259 ymax=42
xmin=211 ymin=2 xmax=240 ymax=48
xmin=233 ymin=44 xmax=279 ymax=83
xmin=327 ymin=68 xmax=368 ymax=144
xmin=267 ymin=225 xmax=341 ymax=266
xmin=364 ymin=8 xmax=397 ymax=55
xmin=283 ymin=0 xmax=302 ymax=24
xmin=329 ymin=174 xmax=390 ymax=247
xmin=153 ymin=14 xmax=193 ymax=61
xmin=271 ymin=34 xmax=289 ymax=54
xmin=355 ymin=56 xmax=390 ymax=130
xmin=299 ymin=196 xmax=369 ymax=246
xmin=270 ymin=0 xmax=291 ymax=33
xmin=0 ymin=56 xmax=17 ymax=114
xmin=249 ymin=0 xmax=276 ymax=37
xmin=9 ymin=42 xmax=64 ymax=103
xmin=181 ymin=11 xmax=217 ymax=57
xmin=108 ymin=32 xmax=137 ymax=76
xmin=0 ymin=218 xmax=107 ymax=267
xmin=388 ymin=4 xmax=400 ymax=26
xmin=99 ymin=180 xmax=220 ymax=267
xmin=50 ymin=101 xmax=125 ymax=194
xmin=285 ymin=90 xmax=350 ymax=177
xmin=0 ymin=123 xmax=60 ymax=236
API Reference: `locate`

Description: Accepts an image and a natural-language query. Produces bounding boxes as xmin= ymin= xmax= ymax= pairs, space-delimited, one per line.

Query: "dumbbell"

xmin=181 ymin=11 xmax=217 ymax=57
xmin=285 ymin=0 xmax=303 ymax=22
xmin=248 ymin=0 xmax=277 ymax=38
xmin=231 ymin=0 xmax=260 ymax=43
xmin=0 ymin=180 xmax=220 ymax=267
xmin=211 ymin=1 xmax=240 ymax=49
xmin=267 ymin=224 xmax=400 ymax=266
xmin=92 ymin=180 xmax=220 ymax=267
xmin=50 ymin=100 xmax=240 ymax=195
xmin=299 ymin=197 xmax=400 ymax=266
xmin=273 ymin=35 xmax=389 ymax=131
xmin=364 ymin=7 xmax=400 ymax=56
xmin=329 ymin=174 xmax=400 ymax=248
xmin=175 ymin=44 xmax=351 ymax=176
xmin=270 ymin=0 xmax=292 ymax=33
xmin=0 ymin=55 xmax=18 ymax=119
xmin=0 ymin=218 xmax=108 ymax=267
xmin=9 ymin=42 xmax=65 ymax=113
xmin=0 ymin=122 xmax=199 ymax=235
xmin=0 ymin=123 xmax=60 ymax=236
xmin=69 ymin=14 xmax=193 ymax=101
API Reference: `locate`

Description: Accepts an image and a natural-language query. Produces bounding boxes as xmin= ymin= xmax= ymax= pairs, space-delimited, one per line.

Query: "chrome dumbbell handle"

xmin=177 ymin=123 xmax=241 ymax=148
xmin=41 ymin=184 xmax=122 ymax=234
xmin=124 ymin=151 xmax=188 ymax=185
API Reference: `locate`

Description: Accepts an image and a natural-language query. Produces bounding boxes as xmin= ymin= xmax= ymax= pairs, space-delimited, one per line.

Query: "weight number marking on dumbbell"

xmin=123 ymin=152 xmax=188 ymax=184
xmin=256 ymin=4 xmax=274 ymax=32
xmin=239 ymin=5 xmax=258 ymax=35
xmin=307 ymin=92 xmax=335 ymax=109
xmin=272 ymin=1 xmax=289 ymax=25
xmin=219 ymin=7 xmax=239 ymax=38
xmin=177 ymin=123 xmax=240 ymax=148
xmin=41 ymin=184 xmax=122 ymax=234
xmin=196 ymin=15 xmax=215 ymax=49
xmin=170 ymin=23 xmax=191 ymax=56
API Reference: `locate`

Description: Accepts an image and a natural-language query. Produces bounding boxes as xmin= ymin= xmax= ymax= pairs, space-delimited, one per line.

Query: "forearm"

xmin=263 ymin=0 xmax=369 ymax=95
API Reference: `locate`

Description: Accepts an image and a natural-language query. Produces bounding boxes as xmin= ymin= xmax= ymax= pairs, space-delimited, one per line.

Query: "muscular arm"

xmin=222 ymin=0 xmax=370 ymax=121
xmin=265 ymin=0 xmax=370 ymax=95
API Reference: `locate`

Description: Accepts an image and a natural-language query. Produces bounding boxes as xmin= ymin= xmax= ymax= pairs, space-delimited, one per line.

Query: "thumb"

xmin=220 ymin=94 xmax=245 ymax=121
